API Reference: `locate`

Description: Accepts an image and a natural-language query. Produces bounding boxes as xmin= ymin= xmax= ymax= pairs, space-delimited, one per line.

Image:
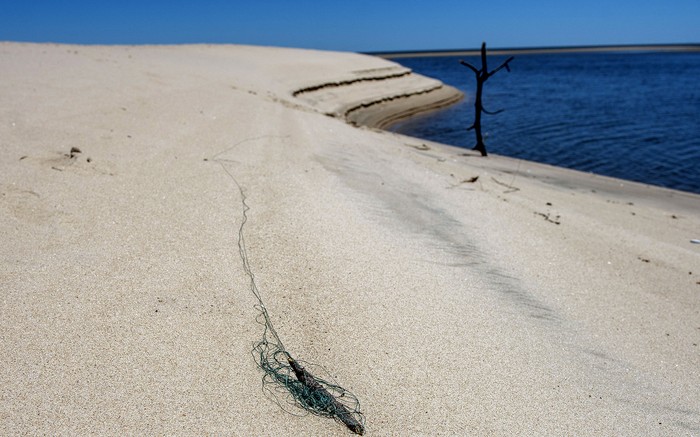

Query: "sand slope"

xmin=1 ymin=43 xmax=699 ymax=435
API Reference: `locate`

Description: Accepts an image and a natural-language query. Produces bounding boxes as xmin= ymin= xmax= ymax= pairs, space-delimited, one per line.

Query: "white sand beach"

xmin=1 ymin=43 xmax=699 ymax=435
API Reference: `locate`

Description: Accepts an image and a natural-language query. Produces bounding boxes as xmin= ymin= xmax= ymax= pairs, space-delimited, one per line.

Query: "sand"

xmin=1 ymin=42 xmax=699 ymax=436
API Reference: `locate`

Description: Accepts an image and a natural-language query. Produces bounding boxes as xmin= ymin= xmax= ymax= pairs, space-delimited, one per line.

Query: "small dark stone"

xmin=68 ymin=147 xmax=82 ymax=158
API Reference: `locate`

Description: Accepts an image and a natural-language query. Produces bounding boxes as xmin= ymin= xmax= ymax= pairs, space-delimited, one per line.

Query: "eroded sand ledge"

xmin=1 ymin=43 xmax=699 ymax=435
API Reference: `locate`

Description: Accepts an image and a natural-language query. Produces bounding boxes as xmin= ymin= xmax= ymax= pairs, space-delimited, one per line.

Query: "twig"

xmin=535 ymin=212 xmax=561 ymax=225
xmin=288 ymin=357 xmax=365 ymax=435
xmin=491 ymin=176 xmax=520 ymax=193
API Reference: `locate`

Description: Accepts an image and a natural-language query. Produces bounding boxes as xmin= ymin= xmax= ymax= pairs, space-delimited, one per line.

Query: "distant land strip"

xmin=369 ymin=43 xmax=700 ymax=59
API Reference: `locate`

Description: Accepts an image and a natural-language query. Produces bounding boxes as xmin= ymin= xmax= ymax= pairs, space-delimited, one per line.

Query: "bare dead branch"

xmin=489 ymin=56 xmax=514 ymax=75
xmin=459 ymin=60 xmax=479 ymax=74
xmin=461 ymin=42 xmax=514 ymax=156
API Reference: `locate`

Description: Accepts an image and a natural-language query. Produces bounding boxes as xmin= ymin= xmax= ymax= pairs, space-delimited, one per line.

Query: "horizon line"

xmin=368 ymin=43 xmax=700 ymax=58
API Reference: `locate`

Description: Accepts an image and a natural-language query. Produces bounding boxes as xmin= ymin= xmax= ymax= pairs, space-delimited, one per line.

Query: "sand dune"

xmin=1 ymin=42 xmax=699 ymax=435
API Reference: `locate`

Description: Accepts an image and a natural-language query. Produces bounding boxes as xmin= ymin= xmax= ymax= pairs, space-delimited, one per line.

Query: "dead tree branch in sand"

xmin=460 ymin=42 xmax=514 ymax=156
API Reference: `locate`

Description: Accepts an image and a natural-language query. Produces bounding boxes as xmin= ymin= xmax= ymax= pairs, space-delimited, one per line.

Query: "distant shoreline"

xmin=369 ymin=43 xmax=700 ymax=59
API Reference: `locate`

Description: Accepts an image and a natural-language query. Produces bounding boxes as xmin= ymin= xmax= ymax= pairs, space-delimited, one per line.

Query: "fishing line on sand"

xmin=209 ymin=137 xmax=365 ymax=435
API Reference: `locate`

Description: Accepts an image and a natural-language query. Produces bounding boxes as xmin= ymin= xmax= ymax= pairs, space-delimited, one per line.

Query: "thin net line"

xmin=213 ymin=154 xmax=365 ymax=435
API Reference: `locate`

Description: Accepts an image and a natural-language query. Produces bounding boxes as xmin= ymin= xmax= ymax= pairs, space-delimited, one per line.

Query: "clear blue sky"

xmin=1 ymin=0 xmax=698 ymax=52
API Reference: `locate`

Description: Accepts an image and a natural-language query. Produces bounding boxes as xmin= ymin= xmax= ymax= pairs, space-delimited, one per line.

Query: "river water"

xmin=389 ymin=51 xmax=700 ymax=194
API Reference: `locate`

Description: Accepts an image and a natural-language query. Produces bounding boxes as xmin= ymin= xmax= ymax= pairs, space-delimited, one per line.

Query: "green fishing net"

xmin=215 ymin=154 xmax=365 ymax=435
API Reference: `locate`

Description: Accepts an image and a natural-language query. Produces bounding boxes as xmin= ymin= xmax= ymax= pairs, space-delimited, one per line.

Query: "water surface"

xmin=390 ymin=51 xmax=700 ymax=194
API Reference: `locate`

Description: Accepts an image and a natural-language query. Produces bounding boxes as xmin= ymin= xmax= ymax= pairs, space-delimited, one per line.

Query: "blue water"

xmin=389 ymin=51 xmax=700 ymax=194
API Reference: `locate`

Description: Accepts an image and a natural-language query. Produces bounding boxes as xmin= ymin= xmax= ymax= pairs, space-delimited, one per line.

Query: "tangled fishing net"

xmin=217 ymin=155 xmax=365 ymax=435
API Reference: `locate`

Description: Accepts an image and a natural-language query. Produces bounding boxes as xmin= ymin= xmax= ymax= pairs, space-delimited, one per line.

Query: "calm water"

xmin=390 ymin=51 xmax=700 ymax=194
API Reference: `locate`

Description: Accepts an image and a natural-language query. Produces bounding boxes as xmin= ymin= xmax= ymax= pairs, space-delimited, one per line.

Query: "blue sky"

xmin=1 ymin=0 xmax=698 ymax=52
